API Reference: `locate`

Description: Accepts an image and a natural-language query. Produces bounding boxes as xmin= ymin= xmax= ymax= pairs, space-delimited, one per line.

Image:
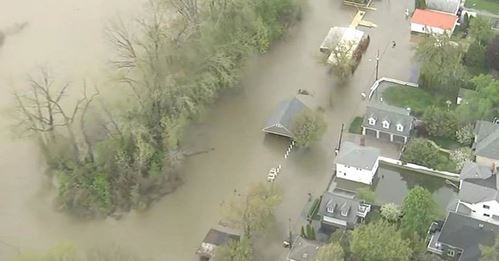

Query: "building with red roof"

xmin=410 ymin=9 xmax=458 ymax=35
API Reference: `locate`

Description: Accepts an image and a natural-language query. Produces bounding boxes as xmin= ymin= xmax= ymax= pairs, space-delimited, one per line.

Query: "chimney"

xmin=360 ymin=136 xmax=366 ymax=146
xmin=492 ymin=162 xmax=497 ymax=175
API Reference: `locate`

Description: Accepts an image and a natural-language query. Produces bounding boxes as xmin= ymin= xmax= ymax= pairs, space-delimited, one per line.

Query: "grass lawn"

xmin=430 ymin=136 xmax=461 ymax=150
xmin=349 ymin=116 xmax=363 ymax=134
xmin=465 ymin=0 xmax=499 ymax=15
xmin=382 ymin=86 xmax=440 ymax=116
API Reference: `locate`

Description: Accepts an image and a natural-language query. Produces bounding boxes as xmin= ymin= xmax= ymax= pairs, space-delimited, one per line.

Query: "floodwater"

xmin=0 ymin=0 xmax=416 ymax=260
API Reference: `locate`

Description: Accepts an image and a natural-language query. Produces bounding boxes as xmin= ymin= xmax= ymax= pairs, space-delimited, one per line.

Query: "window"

xmin=484 ymin=213 xmax=491 ymax=217
xmin=396 ymin=124 xmax=404 ymax=132
xmin=483 ymin=205 xmax=490 ymax=209
xmin=382 ymin=120 xmax=390 ymax=129
xmin=447 ymin=250 xmax=455 ymax=257
xmin=368 ymin=117 xmax=376 ymax=126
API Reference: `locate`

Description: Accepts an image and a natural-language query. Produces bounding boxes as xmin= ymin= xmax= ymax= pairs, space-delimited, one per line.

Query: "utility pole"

xmin=335 ymin=123 xmax=345 ymax=155
xmin=288 ymin=218 xmax=293 ymax=248
xmin=375 ymin=49 xmax=380 ymax=81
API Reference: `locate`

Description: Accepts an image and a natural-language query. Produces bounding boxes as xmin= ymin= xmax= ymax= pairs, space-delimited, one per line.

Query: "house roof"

xmin=459 ymin=161 xmax=499 ymax=204
xmin=411 ymin=9 xmax=458 ymax=30
xmin=326 ymin=27 xmax=365 ymax=65
xmin=335 ymin=141 xmax=380 ymax=170
xmin=474 ymin=121 xmax=499 ymax=160
xmin=318 ymin=188 xmax=360 ymax=228
xmin=426 ymin=0 xmax=460 ymax=14
xmin=287 ymin=236 xmax=324 ymax=261
xmin=362 ymin=102 xmax=413 ymax=137
xmin=262 ymin=97 xmax=309 ymax=138
xmin=437 ymin=211 xmax=499 ymax=261
xmin=201 ymin=227 xmax=240 ymax=246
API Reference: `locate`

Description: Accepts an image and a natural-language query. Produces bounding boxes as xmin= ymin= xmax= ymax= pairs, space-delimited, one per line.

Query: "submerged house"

xmin=262 ymin=97 xmax=310 ymax=138
xmin=320 ymin=26 xmax=369 ymax=68
xmin=362 ymin=102 xmax=414 ymax=144
xmin=335 ymin=141 xmax=380 ymax=185
xmin=196 ymin=226 xmax=241 ymax=260
xmin=473 ymin=120 xmax=499 ymax=166
xmin=318 ymin=188 xmax=371 ymax=230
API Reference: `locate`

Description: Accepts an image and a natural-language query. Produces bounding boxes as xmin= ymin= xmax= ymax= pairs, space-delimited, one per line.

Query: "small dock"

xmin=350 ymin=10 xmax=377 ymax=29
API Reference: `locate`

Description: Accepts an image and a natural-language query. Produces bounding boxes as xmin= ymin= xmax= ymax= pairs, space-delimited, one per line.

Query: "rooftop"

xmin=362 ymin=102 xmax=413 ymax=137
xmin=287 ymin=236 xmax=324 ymax=261
xmin=411 ymin=9 xmax=458 ymax=30
xmin=196 ymin=226 xmax=241 ymax=258
xmin=436 ymin=211 xmax=499 ymax=260
xmin=319 ymin=188 xmax=361 ymax=228
xmin=262 ymin=97 xmax=309 ymax=138
xmin=426 ymin=0 xmax=461 ymax=14
xmin=336 ymin=141 xmax=380 ymax=170
xmin=474 ymin=120 xmax=499 ymax=160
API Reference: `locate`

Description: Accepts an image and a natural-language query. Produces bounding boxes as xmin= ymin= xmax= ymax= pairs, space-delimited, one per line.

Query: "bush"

xmin=422 ymin=106 xmax=458 ymax=139
xmin=456 ymin=124 xmax=474 ymax=146
xmin=450 ymin=147 xmax=474 ymax=171
xmin=401 ymin=139 xmax=449 ymax=170
xmin=380 ymin=203 xmax=401 ymax=222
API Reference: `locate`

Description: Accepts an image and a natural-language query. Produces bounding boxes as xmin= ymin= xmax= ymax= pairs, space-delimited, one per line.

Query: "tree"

xmin=469 ymin=16 xmax=493 ymax=46
xmin=356 ymin=187 xmax=376 ymax=204
xmin=223 ymin=183 xmax=282 ymax=237
xmin=415 ymin=0 xmax=426 ymax=9
xmin=401 ymin=138 xmax=445 ymax=170
xmin=329 ymin=40 xmax=355 ymax=81
xmin=213 ymin=238 xmax=253 ymax=261
xmin=464 ymin=41 xmax=487 ymax=69
xmin=450 ymin=147 xmax=474 ymax=171
xmin=456 ymin=124 xmax=474 ymax=146
xmin=422 ymin=106 xmax=458 ymax=139
xmin=291 ymin=110 xmax=327 ymax=148
xmin=456 ymin=74 xmax=499 ymax=124
xmin=416 ymin=35 xmax=468 ymax=97
xmin=401 ymin=186 xmax=437 ymax=238
xmin=486 ymin=36 xmax=499 ymax=70
xmin=317 ymin=242 xmax=344 ymax=261
xmin=380 ymin=203 xmax=401 ymax=222
xmin=351 ymin=221 xmax=412 ymax=261
xmin=480 ymin=235 xmax=499 ymax=261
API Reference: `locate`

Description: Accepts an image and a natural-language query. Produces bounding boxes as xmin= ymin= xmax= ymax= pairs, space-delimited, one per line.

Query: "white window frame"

xmin=396 ymin=123 xmax=404 ymax=132
xmin=382 ymin=120 xmax=390 ymax=129
xmin=447 ymin=249 xmax=455 ymax=257
xmin=368 ymin=117 xmax=376 ymax=126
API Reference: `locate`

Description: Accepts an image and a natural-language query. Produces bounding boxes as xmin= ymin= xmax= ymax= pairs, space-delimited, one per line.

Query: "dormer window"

xmin=368 ymin=117 xmax=376 ymax=126
xmin=382 ymin=120 xmax=390 ymax=129
xmin=396 ymin=123 xmax=404 ymax=132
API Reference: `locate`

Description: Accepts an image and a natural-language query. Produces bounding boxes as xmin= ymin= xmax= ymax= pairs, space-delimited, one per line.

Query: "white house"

xmin=335 ymin=141 xmax=380 ymax=185
xmin=410 ymin=9 xmax=458 ymax=35
xmin=457 ymin=161 xmax=499 ymax=225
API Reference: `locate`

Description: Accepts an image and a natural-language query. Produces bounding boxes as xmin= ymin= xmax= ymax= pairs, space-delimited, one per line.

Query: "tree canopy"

xmin=456 ymin=74 xmax=499 ymax=124
xmin=486 ymin=36 xmax=499 ymax=70
xmin=316 ymin=242 xmax=345 ymax=261
xmin=401 ymin=138 xmax=446 ymax=170
xmin=213 ymin=238 xmax=253 ymax=261
xmin=292 ymin=110 xmax=327 ymax=148
xmin=480 ymin=235 xmax=499 ymax=261
xmin=401 ymin=186 xmax=437 ymax=238
xmin=351 ymin=220 xmax=412 ymax=261
xmin=422 ymin=106 xmax=458 ymax=139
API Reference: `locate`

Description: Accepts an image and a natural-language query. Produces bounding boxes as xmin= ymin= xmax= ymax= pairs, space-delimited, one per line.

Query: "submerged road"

xmin=0 ymin=0 xmax=416 ymax=260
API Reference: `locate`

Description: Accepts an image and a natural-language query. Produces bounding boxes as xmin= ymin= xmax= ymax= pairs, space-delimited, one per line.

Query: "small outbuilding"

xmin=196 ymin=226 xmax=241 ymax=260
xmin=262 ymin=97 xmax=310 ymax=138
xmin=410 ymin=9 xmax=458 ymax=35
xmin=335 ymin=141 xmax=380 ymax=185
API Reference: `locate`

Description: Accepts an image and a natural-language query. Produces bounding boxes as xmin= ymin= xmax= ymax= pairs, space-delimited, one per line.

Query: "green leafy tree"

xmin=450 ymin=147 xmax=474 ymax=171
xmin=401 ymin=186 xmax=437 ymax=238
xmin=380 ymin=203 xmax=401 ymax=222
xmin=422 ymin=106 xmax=458 ymax=139
xmin=415 ymin=0 xmax=426 ymax=9
xmin=456 ymin=124 xmax=475 ymax=146
xmin=416 ymin=35 xmax=468 ymax=97
xmin=480 ymin=235 xmax=499 ymax=261
xmin=213 ymin=238 xmax=253 ymax=261
xmin=469 ymin=16 xmax=493 ymax=46
xmin=486 ymin=36 xmax=499 ymax=70
xmin=292 ymin=110 xmax=327 ymax=148
xmin=223 ymin=183 xmax=282 ymax=237
xmin=464 ymin=41 xmax=487 ymax=69
xmin=329 ymin=41 xmax=355 ymax=81
xmin=401 ymin=138 xmax=445 ymax=170
xmin=351 ymin=221 xmax=412 ymax=261
xmin=317 ymin=242 xmax=344 ymax=261
xmin=356 ymin=187 xmax=376 ymax=204
xmin=456 ymin=74 xmax=499 ymax=124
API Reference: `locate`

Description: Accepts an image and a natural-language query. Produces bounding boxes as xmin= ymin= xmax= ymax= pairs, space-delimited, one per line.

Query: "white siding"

xmin=410 ymin=22 xmax=446 ymax=35
xmin=476 ymin=156 xmax=499 ymax=168
xmin=461 ymin=201 xmax=499 ymax=225
xmin=336 ymin=159 xmax=379 ymax=185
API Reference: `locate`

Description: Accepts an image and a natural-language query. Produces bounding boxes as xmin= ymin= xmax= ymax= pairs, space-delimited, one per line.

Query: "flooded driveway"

xmin=0 ymin=0 xmax=416 ymax=260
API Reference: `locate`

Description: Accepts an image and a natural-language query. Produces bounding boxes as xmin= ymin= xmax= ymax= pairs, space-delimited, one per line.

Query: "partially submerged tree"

xmin=401 ymin=186 xmax=437 ymax=238
xmin=213 ymin=237 xmax=253 ymax=261
xmin=351 ymin=220 xmax=412 ymax=261
xmin=291 ymin=110 xmax=327 ymax=148
xmin=329 ymin=41 xmax=355 ymax=81
xmin=316 ymin=242 xmax=344 ymax=261
xmin=222 ymin=183 xmax=282 ymax=238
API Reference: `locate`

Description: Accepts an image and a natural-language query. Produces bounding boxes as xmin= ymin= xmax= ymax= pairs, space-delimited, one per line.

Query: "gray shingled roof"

xmin=202 ymin=227 xmax=240 ymax=245
xmin=318 ymin=188 xmax=360 ymax=228
xmin=287 ymin=236 xmax=324 ymax=261
xmin=362 ymin=102 xmax=413 ymax=137
xmin=336 ymin=141 xmax=380 ymax=170
xmin=460 ymin=161 xmax=494 ymax=180
xmin=262 ymin=97 xmax=308 ymax=138
xmin=437 ymin=211 xmax=499 ymax=261
xmin=426 ymin=0 xmax=460 ymax=14
xmin=474 ymin=121 xmax=499 ymax=160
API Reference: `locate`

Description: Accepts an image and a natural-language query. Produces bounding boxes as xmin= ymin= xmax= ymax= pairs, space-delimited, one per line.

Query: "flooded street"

xmin=0 ymin=0 xmax=416 ymax=260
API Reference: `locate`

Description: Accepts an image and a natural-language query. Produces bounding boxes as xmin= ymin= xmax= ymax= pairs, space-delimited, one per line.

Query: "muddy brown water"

xmin=0 ymin=0 xmax=417 ymax=260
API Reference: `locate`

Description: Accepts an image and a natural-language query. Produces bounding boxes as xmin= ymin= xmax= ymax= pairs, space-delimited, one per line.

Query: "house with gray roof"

xmin=262 ymin=97 xmax=310 ymax=138
xmin=318 ymin=188 xmax=371 ymax=230
xmin=427 ymin=211 xmax=499 ymax=260
xmin=287 ymin=236 xmax=324 ymax=261
xmin=336 ymin=141 xmax=380 ymax=185
xmin=362 ymin=102 xmax=414 ymax=144
xmin=426 ymin=0 xmax=461 ymax=15
xmin=457 ymin=161 xmax=499 ymax=226
xmin=196 ymin=226 xmax=241 ymax=260
xmin=473 ymin=120 xmax=499 ymax=166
